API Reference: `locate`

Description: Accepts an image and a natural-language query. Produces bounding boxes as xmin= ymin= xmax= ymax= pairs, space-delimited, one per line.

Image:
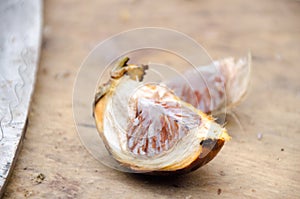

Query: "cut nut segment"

xmin=93 ymin=57 xmax=230 ymax=174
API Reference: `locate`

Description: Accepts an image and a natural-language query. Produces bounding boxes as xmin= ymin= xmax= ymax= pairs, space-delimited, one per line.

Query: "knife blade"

xmin=0 ymin=0 xmax=42 ymax=196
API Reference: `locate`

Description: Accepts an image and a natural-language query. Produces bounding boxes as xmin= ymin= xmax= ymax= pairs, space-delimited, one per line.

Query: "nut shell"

xmin=93 ymin=57 xmax=229 ymax=174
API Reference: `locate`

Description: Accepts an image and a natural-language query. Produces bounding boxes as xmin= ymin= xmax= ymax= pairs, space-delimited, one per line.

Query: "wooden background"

xmin=4 ymin=0 xmax=300 ymax=198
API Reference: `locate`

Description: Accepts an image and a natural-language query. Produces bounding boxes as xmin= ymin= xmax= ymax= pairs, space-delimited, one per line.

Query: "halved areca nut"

xmin=93 ymin=57 xmax=230 ymax=174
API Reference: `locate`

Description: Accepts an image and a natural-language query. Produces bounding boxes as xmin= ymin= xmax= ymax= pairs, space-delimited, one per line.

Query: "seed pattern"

xmin=166 ymin=65 xmax=226 ymax=114
xmin=127 ymin=85 xmax=201 ymax=157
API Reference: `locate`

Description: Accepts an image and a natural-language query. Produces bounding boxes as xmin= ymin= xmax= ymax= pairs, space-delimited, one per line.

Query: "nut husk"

xmin=93 ymin=57 xmax=230 ymax=174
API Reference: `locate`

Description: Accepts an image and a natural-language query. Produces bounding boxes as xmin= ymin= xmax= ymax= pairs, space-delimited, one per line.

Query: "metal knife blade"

xmin=0 ymin=0 xmax=42 ymax=196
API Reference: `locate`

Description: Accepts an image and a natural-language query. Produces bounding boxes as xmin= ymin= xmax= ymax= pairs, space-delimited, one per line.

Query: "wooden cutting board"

xmin=3 ymin=0 xmax=300 ymax=198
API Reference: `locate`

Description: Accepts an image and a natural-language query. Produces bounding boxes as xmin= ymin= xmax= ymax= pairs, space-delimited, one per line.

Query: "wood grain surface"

xmin=3 ymin=0 xmax=300 ymax=198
